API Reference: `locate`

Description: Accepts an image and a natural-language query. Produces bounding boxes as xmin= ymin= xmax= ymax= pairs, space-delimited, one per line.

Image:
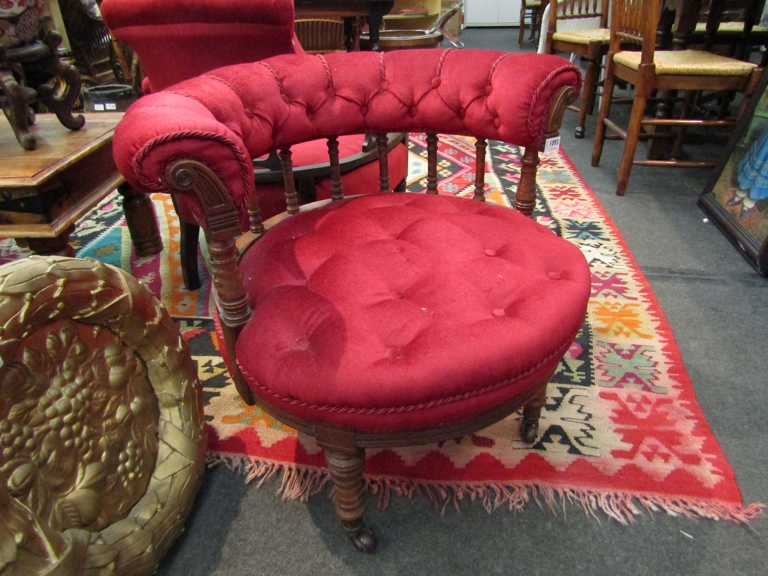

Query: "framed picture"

xmin=699 ymin=67 xmax=768 ymax=276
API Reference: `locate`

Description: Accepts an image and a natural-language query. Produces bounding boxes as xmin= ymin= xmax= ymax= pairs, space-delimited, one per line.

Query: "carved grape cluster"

xmin=0 ymin=321 xmax=159 ymax=532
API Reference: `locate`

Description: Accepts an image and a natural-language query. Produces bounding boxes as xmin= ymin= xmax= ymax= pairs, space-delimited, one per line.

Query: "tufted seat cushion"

xmin=235 ymin=193 xmax=591 ymax=433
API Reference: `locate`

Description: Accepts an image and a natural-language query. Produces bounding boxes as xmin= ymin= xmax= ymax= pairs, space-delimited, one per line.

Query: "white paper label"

xmin=544 ymin=136 xmax=561 ymax=154
xmin=105 ymin=102 xmax=117 ymax=110
xmin=94 ymin=103 xmax=105 ymax=111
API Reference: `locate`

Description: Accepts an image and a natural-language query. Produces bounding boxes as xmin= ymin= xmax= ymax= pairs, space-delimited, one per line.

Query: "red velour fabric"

xmin=235 ymin=193 xmax=591 ymax=433
xmin=113 ymin=50 xmax=581 ymax=228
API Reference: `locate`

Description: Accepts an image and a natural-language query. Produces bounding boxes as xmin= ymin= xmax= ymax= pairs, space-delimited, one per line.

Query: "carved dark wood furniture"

xmin=1 ymin=27 xmax=84 ymax=151
xmin=112 ymin=48 xmax=590 ymax=551
xmin=0 ymin=112 xmax=162 ymax=258
xmin=591 ymin=0 xmax=763 ymax=195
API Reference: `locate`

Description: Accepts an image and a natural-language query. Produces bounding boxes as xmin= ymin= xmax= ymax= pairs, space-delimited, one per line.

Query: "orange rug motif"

xmin=1 ymin=137 xmax=761 ymax=523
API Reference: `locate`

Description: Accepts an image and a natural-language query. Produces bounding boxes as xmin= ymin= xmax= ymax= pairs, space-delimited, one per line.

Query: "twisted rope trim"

xmin=526 ymin=63 xmax=581 ymax=146
xmin=237 ymin=328 xmax=578 ymax=416
xmin=258 ymin=61 xmax=287 ymax=96
xmin=132 ymin=129 xmax=253 ymax=216
xmin=316 ymin=54 xmax=334 ymax=89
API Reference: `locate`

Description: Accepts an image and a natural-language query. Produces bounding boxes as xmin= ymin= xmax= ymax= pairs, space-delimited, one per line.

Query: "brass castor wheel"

xmin=344 ymin=520 xmax=377 ymax=553
xmin=521 ymin=418 xmax=539 ymax=444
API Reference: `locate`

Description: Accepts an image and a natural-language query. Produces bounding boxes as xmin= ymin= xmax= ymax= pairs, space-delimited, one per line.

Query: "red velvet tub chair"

xmin=111 ymin=48 xmax=590 ymax=551
xmin=101 ymin=0 xmax=408 ymax=290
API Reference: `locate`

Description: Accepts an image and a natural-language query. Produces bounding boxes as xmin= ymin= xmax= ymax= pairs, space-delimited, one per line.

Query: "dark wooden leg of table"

xmin=367 ymin=4 xmax=389 ymax=52
xmin=25 ymin=225 xmax=76 ymax=257
xmin=118 ymin=182 xmax=164 ymax=257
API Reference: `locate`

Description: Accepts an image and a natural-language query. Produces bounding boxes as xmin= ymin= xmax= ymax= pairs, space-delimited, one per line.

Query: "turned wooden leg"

xmin=179 ymin=220 xmax=202 ymax=291
xmin=520 ymin=384 xmax=548 ymax=444
xmin=170 ymin=194 xmax=202 ymax=291
xmin=118 ymin=183 xmax=163 ymax=258
xmin=576 ymin=58 xmax=599 ymax=140
xmin=324 ymin=447 xmax=375 ymax=553
xmin=616 ymin=93 xmax=648 ymax=197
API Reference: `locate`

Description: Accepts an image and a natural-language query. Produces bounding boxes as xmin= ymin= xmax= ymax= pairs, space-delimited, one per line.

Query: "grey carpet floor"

xmin=154 ymin=28 xmax=768 ymax=576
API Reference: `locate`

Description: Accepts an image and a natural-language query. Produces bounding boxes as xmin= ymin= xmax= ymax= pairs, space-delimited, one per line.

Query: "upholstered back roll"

xmin=113 ymin=49 xmax=581 ymax=222
xmin=101 ymin=0 xmax=302 ymax=92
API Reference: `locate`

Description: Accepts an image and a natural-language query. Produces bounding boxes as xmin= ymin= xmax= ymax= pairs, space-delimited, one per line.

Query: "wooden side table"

xmin=0 ymin=112 xmax=162 ymax=257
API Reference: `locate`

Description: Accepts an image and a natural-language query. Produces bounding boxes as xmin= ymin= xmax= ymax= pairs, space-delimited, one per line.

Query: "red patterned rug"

xmin=1 ymin=137 xmax=761 ymax=523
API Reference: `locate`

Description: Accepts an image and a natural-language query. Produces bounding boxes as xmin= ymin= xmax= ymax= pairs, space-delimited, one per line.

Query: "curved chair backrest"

xmin=113 ymin=50 xmax=581 ymax=240
xmin=101 ymin=0 xmax=304 ymax=93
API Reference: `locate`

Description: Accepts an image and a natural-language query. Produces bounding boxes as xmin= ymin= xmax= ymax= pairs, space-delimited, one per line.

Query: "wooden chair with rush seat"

xmin=111 ymin=48 xmax=590 ymax=551
xmin=520 ymin=0 xmax=550 ymax=46
xmin=591 ymin=0 xmax=763 ymax=196
xmin=545 ymin=0 xmax=611 ymax=138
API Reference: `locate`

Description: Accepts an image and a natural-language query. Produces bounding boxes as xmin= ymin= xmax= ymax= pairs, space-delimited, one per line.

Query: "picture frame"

xmin=699 ymin=67 xmax=768 ymax=276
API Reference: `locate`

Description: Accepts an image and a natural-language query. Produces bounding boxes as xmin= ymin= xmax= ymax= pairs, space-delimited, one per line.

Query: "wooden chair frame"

xmin=164 ymin=84 xmax=578 ymax=551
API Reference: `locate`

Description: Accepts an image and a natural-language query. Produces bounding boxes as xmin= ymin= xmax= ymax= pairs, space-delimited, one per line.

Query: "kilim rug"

xmin=1 ymin=136 xmax=762 ymax=524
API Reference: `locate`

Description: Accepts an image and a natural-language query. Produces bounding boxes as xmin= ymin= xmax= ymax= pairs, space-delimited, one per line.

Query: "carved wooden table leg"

xmin=118 ymin=183 xmax=163 ymax=257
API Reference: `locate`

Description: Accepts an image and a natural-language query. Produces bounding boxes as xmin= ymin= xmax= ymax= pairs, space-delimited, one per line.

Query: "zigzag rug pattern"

xmin=1 ymin=136 xmax=761 ymax=523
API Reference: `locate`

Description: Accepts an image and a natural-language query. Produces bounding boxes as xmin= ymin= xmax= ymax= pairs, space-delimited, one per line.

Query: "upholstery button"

xmin=456 ymin=108 xmax=465 ymax=119
xmin=380 ymin=81 xmax=389 ymax=91
xmin=282 ymin=95 xmax=291 ymax=104
xmin=484 ymin=85 xmax=493 ymax=95
xmin=326 ymin=88 xmax=336 ymax=98
xmin=494 ymin=118 xmax=501 ymax=128
xmin=431 ymin=78 xmax=441 ymax=88
xmin=485 ymin=248 xmax=497 ymax=257
xmin=393 ymin=291 xmax=404 ymax=300
xmin=548 ymin=271 xmax=562 ymax=280
xmin=409 ymin=106 xmax=418 ymax=117
xmin=385 ymin=347 xmax=403 ymax=359
xmin=492 ymin=308 xmax=506 ymax=318
xmin=360 ymin=105 xmax=368 ymax=115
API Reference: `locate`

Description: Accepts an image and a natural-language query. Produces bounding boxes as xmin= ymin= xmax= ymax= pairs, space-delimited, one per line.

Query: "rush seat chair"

xmin=101 ymin=0 xmax=408 ymax=290
xmin=545 ymin=0 xmax=611 ymax=138
xmin=111 ymin=48 xmax=590 ymax=551
xmin=590 ymin=0 xmax=762 ymax=196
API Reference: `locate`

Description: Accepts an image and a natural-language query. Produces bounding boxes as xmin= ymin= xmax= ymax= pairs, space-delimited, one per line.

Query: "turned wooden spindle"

xmin=473 ymin=138 xmax=487 ymax=202
xmin=328 ymin=136 xmax=344 ymax=200
xmin=515 ymin=147 xmax=540 ymax=218
xmin=280 ymin=148 xmax=300 ymax=214
xmin=426 ymin=133 xmax=439 ymax=194
xmin=377 ymin=132 xmax=390 ymax=193
xmin=248 ymin=195 xmax=265 ymax=235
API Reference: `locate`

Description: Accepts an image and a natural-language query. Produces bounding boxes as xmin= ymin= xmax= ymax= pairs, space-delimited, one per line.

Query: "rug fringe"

xmin=207 ymin=452 xmax=764 ymax=525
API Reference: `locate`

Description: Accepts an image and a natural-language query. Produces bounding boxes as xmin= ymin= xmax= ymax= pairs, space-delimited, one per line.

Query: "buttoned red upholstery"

xmin=237 ymin=193 xmax=590 ymax=432
xmin=114 ymin=50 xmax=581 ymax=229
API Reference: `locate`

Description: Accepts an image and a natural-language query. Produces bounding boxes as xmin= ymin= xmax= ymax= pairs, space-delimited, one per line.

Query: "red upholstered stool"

xmin=112 ymin=48 xmax=587 ymax=551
